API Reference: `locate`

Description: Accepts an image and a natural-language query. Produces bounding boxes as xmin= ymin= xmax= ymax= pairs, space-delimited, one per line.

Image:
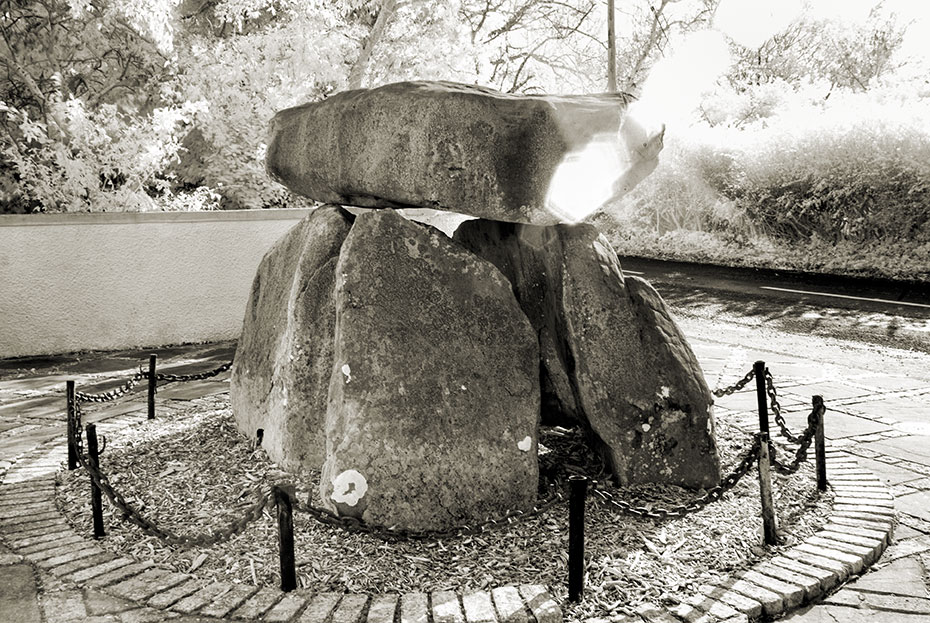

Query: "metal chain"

xmin=152 ymin=361 xmax=233 ymax=383
xmin=588 ymin=435 xmax=763 ymax=519
xmin=765 ymin=369 xmax=800 ymax=443
xmin=74 ymin=421 xmax=271 ymax=547
xmin=712 ymin=368 xmax=755 ymax=398
xmin=75 ymin=371 xmax=146 ymax=403
xmin=768 ymin=403 xmax=824 ymax=475
xmin=294 ymin=480 xmax=565 ymax=541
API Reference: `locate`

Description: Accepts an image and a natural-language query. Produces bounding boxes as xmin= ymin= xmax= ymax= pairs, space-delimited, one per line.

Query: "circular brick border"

xmin=0 ymin=412 xmax=894 ymax=623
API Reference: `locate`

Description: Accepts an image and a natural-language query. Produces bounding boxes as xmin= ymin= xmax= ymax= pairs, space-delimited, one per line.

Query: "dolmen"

xmin=231 ymin=81 xmax=719 ymax=531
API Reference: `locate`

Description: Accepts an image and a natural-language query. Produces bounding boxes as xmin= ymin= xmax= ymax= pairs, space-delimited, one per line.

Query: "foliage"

xmin=602 ymin=84 xmax=930 ymax=281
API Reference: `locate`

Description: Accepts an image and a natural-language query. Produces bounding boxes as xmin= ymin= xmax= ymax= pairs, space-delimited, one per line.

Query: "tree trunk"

xmin=347 ymin=0 xmax=400 ymax=90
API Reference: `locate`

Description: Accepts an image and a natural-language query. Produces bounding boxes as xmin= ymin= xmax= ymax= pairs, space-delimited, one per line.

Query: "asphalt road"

xmin=619 ymin=256 xmax=930 ymax=355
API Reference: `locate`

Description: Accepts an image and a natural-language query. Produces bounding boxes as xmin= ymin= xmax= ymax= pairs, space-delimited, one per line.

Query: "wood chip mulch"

xmin=56 ymin=396 xmax=833 ymax=620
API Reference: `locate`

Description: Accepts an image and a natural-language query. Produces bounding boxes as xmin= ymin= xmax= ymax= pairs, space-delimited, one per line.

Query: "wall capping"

xmin=0 ymin=208 xmax=315 ymax=228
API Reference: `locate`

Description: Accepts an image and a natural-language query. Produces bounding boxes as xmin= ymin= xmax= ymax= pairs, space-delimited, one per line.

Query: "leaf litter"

xmin=56 ymin=395 xmax=833 ymax=621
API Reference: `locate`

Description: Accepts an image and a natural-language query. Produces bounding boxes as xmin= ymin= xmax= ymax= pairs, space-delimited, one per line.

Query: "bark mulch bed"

xmin=57 ymin=397 xmax=832 ymax=621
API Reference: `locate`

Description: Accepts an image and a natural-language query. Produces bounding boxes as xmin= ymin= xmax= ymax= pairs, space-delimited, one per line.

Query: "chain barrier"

xmin=764 ymin=368 xmax=801 ymax=443
xmin=712 ymin=368 xmax=755 ymax=398
xmin=587 ymin=435 xmax=763 ymax=519
xmin=72 ymin=402 xmax=270 ymax=546
xmin=294 ymin=481 xmax=565 ymax=541
xmin=768 ymin=403 xmax=824 ymax=475
xmin=75 ymin=370 xmax=146 ymax=403
xmin=150 ymin=361 xmax=233 ymax=383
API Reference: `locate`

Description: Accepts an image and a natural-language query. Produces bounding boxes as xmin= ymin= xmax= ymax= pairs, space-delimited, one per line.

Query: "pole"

xmin=814 ymin=395 xmax=827 ymax=491
xmin=275 ymin=486 xmax=297 ymax=592
xmin=754 ymin=361 xmax=769 ymax=435
xmin=757 ymin=432 xmax=778 ymax=545
xmin=147 ymin=354 xmax=157 ymax=420
xmin=86 ymin=423 xmax=105 ymax=538
xmin=67 ymin=380 xmax=77 ymax=471
xmin=607 ymin=0 xmax=617 ymax=92
xmin=568 ymin=475 xmax=587 ymax=602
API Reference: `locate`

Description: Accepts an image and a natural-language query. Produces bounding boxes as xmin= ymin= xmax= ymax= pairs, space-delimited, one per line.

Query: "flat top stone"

xmin=266 ymin=81 xmax=662 ymax=225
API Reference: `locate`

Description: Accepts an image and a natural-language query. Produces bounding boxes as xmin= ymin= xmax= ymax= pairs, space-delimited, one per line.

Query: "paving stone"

xmin=62 ymin=557 xmax=135 ymax=584
xmin=18 ymin=533 xmax=84 ymax=555
xmin=632 ymin=603 xmax=678 ymax=622
xmin=461 ymin=591 xmax=496 ymax=623
xmin=330 ymin=594 xmax=369 ymax=623
xmin=198 ymin=582 xmax=258 ymax=618
xmin=879 ymin=536 xmax=930 ymax=562
xmin=433 ymin=591 xmax=465 ymax=623
xmin=168 ymin=580 xmax=233 ymax=614
xmin=115 ymin=606 xmax=184 ymax=623
xmin=806 ymin=535 xmax=877 ymax=560
xmin=367 ymin=594 xmax=399 ymax=623
xmin=781 ymin=601 xmax=930 ymax=622
xmin=824 ymin=589 xmax=930 ymax=613
xmin=817 ymin=529 xmax=883 ymax=549
xmin=715 ymin=578 xmax=783 ymax=617
xmin=40 ymin=588 xmax=88 ymax=622
xmin=850 ymin=556 xmax=929 ymax=598
xmin=50 ymin=551 xmax=117 ymax=577
xmin=752 ymin=561 xmax=823 ymax=600
xmin=297 ymin=592 xmax=342 ymax=623
xmin=767 ymin=556 xmax=837 ymax=592
xmin=84 ymin=559 xmax=158 ymax=591
xmin=518 ymin=585 xmax=560 ymax=623
xmin=145 ymin=577 xmax=204 ymax=610
xmin=401 ymin=593 xmax=430 ymax=623
xmin=0 ymin=562 xmax=42 ymax=623
xmin=795 ymin=542 xmax=863 ymax=572
xmin=833 ymin=504 xmax=895 ymax=519
xmin=896 ymin=489 xmax=930 ymax=522
xmin=6 ymin=528 xmax=74 ymax=548
xmin=683 ymin=593 xmax=743 ymax=621
xmin=108 ymin=568 xmax=188 ymax=603
xmin=84 ymin=588 xmax=135 ymax=615
xmin=739 ymin=569 xmax=805 ymax=609
xmin=264 ymin=592 xmax=308 ymax=623
xmin=669 ymin=602 xmax=714 ymax=623
xmin=833 ymin=495 xmax=893 ymax=508
xmin=3 ymin=517 xmax=70 ymax=536
xmin=491 ymin=587 xmax=529 ymax=623
xmin=228 ymin=585 xmax=283 ymax=620
xmin=822 ymin=522 xmax=888 ymax=542
xmin=35 ymin=543 xmax=102 ymax=568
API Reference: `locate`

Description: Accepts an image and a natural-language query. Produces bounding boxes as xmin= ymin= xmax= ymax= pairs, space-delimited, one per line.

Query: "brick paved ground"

xmin=1 ymin=331 xmax=929 ymax=623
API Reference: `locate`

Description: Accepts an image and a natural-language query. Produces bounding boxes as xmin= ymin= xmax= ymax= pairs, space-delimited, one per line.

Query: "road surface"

xmin=619 ymin=256 xmax=930 ymax=355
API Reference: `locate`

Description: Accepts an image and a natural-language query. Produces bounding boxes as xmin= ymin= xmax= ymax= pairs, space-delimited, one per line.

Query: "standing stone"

xmin=321 ymin=210 xmax=540 ymax=530
xmin=455 ymin=219 xmax=720 ymax=488
xmin=231 ymin=206 xmax=354 ymax=471
xmin=266 ymin=81 xmax=648 ymax=225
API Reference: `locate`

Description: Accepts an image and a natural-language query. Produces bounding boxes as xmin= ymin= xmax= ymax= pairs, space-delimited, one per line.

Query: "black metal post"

xmin=67 ymin=380 xmax=77 ymax=471
xmin=147 ymin=354 xmax=157 ymax=420
xmin=814 ymin=395 xmax=827 ymax=491
xmin=757 ymin=432 xmax=778 ymax=545
xmin=86 ymin=423 xmax=105 ymax=538
xmin=754 ymin=361 xmax=769 ymax=435
xmin=275 ymin=486 xmax=296 ymax=592
xmin=568 ymin=475 xmax=587 ymax=603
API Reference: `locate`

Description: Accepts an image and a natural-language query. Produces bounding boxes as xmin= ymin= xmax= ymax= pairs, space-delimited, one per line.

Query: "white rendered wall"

xmin=0 ymin=209 xmax=312 ymax=358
